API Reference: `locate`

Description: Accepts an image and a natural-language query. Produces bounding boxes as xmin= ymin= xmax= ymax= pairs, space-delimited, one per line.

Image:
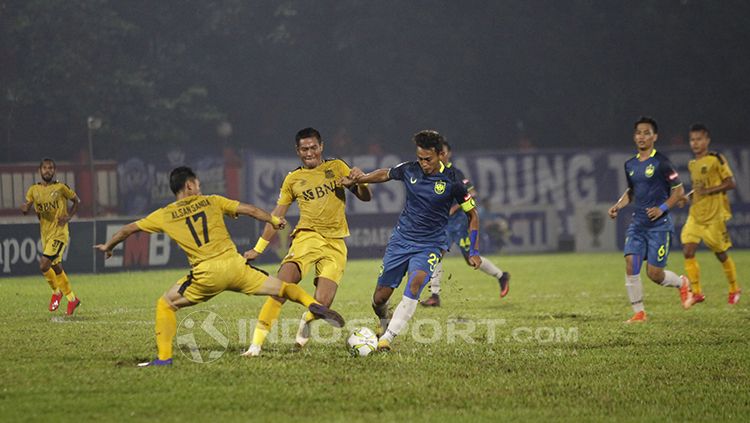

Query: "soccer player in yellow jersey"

xmin=681 ymin=123 xmax=741 ymax=307
xmin=94 ymin=166 xmax=345 ymax=366
xmin=243 ymin=127 xmax=371 ymax=356
xmin=21 ymin=158 xmax=81 ymax=315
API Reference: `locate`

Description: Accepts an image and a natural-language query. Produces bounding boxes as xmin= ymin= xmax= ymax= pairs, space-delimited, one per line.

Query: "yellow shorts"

xmin=174 ymin=252 xmax=269 ymax=304
xmin=282 ymin=230 xmax=347 ymax=284
xmin=41 ymin=237 xmax=67 ymax=266
xmin=680 ymin=215 xmax=732 ymax=253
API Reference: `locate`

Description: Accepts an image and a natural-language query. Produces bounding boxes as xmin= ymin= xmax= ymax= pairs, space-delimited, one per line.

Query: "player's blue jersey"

xmin=388 ymin=161 xmax=474 ymax=246
xmin=624 ymin=149 xmax=682 ymax=230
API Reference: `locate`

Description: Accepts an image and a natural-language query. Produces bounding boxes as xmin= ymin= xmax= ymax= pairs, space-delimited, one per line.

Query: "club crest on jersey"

xmin=434 ymin=181 xmax=446 ymax=194
xmin=645 ymin=164 xmax=655 ymax=178
xmin=701 ymin=166 xmax=707 ymax=174
xmin=325 ymin=170 xmax=335 ymax=179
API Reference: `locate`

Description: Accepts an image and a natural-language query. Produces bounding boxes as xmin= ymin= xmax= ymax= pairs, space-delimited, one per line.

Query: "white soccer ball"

xmin=347 ymin=327 xmax=377 ymax=357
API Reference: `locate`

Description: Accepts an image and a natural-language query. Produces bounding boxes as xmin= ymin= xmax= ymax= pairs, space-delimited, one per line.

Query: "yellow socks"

xmin=722 ymin=257 xmax=739 ymax=293
xmin=278 ymin=282 xmax=317 ymax=308
xmin=252 ymin=298 xmax=283 ymax=347
xmin=43 ymin=269 xmax=58 ymax=292
xmin=684 ymin=257 xmax=701 ymax=294
xmin=155 ymin=297 xmax=177 ymax=361
xmin=55 ymin=271 xmax=76 ymax=301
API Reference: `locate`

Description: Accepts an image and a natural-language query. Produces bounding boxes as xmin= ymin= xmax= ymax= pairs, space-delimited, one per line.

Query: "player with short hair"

xmin=95 ymin=166 xmax=345 ymax=366
xmin=681 ymin=123 xmax=741 ymax=307
xmin=608 ymin=116 xmax=691 ymax=323
xmin=421 ymin=141 xmax=509 ymax=307
xmin=243 ymin=127 xmax=371 ymax=356
xmin=21 ymin=158 xmax=82 ymax=315
xmin=342 ymin=129 xmax=480 ymax=350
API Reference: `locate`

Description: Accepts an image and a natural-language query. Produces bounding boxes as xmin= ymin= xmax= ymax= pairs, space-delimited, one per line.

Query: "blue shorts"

xmin=377 ymin=232 xmax=443 ymax=300
xmin=445 ymin=214 xmax=470 ymax=256
xmin=623 ymin=224 xmax=673 ymax=270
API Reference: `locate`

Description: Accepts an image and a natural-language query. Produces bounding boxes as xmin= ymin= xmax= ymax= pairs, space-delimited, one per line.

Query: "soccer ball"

xmin=347 ymin=327 xmax=377 ymax=357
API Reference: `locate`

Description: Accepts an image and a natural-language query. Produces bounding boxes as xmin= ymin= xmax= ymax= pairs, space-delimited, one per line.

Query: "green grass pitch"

xmin=1 ymin=251 xmax=748 ymax=422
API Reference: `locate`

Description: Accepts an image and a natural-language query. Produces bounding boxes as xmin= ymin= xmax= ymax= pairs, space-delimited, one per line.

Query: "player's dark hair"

xmin=689 ymin=122 xmax=710 ymax=136
xmin=169 ymin=166 xmax=197 ymax=194
xmin=295 ymin=127 xmax=322 ymax=146
xmin=39 ymin=158 xmax=55 ymax=169
xmin=634 ymin=116 xmax=658 ymax=133
xmin=413 ymin=130 xmax=445 ymax=154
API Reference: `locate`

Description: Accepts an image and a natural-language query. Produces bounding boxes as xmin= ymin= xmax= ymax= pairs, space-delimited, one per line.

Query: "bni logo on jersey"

xmin=176 ymin=310 xmax=229 ymax=363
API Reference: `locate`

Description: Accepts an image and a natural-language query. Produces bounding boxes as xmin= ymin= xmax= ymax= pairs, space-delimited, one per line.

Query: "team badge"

xmin=701 ymin=166 xmax=707 ymax=174
xmin=434 ymin=181 xmax=446 ymax=194
xmin=645 ymin=164 xmax=655 ymax=178
xmin=325 ymin=170 xmax=335 ymax=179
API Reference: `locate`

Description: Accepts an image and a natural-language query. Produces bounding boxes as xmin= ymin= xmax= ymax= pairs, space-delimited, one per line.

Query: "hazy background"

xmin=2 ymin=0 xmax=750 ymax=162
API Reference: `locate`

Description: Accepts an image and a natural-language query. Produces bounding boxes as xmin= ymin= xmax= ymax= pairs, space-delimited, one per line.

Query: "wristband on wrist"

xmin=270 ymin=215 xmax=281 ymax=226
xmin=658 ymin=203 xmax=669 ymax=213
xmin=469 ymin=229 xmax=479 ymax=256
xmin=253 ymin=237 xmax=269 ymax=254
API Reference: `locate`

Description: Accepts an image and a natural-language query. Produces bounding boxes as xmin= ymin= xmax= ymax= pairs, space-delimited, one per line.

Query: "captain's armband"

xmin=460 ymin=196 xmax=476 ymax=212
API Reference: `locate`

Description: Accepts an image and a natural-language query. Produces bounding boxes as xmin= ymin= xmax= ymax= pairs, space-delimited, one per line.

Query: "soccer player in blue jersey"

xmin=342 ymin=130 xmax=481 ymax=350
xmin=608 ymin=116 xmax=691 ymax=323
xmin=421 ymin=141 xmax=509 ymax=307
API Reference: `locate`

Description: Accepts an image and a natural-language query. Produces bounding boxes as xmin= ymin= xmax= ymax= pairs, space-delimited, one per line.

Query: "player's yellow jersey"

xmin=688 ymin=152 xmax=733 ymax=224
xmin=278 ymin=158 xmax=352 ymax=238
xmin=25 ymin=181 xmax=77 ymax=242
xmin=136 ymin=194 xmax=240 ymax=267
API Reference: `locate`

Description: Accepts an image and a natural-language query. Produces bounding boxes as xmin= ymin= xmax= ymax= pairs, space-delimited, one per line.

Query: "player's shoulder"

xmin=445 ymin=163 xmax=466 ymax=180
xmin=322 ymin=157 xmax=353 ymax=173
xmin=707 ymin=151 xmax=727 ymax=165
xmin=395 ymin=160 xmax=418 ymax=170
xmin=323 ymin=157 xmax=350 ymax=167
xmin=203 ymin=193 xmax=226 ymax=202
xmin=286 ymin=165 xmax=304 ymax=176
xmin=624 ymin=155 xmax=639 ymax=166
xmin=653 ymin=150 xmax=673 ymax=162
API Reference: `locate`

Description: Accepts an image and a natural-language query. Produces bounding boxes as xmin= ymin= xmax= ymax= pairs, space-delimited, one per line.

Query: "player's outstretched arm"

xmin=608 ymin=189 xmax=632 ymax=219
xmin=94 ymin=222 xmax=141 ymax=258
xmin=236 ymin=203 xmax=286 ymax=230
xmin=244 ymin=203 xmax=290 ymax=261
xmin=347 ymin=167 xmax=372 ymax=202
xmin=341 ymin=168 xmax=390 ymax=187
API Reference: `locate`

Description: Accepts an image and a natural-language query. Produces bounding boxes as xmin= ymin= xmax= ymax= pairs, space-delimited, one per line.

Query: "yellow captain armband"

xmin=460 ymin=196 xmax=476 ymax=212
xmin=270 ymin=215 xmax=281 ymax=226
xmin=253 ymin=237 xmax=270 ymax=254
